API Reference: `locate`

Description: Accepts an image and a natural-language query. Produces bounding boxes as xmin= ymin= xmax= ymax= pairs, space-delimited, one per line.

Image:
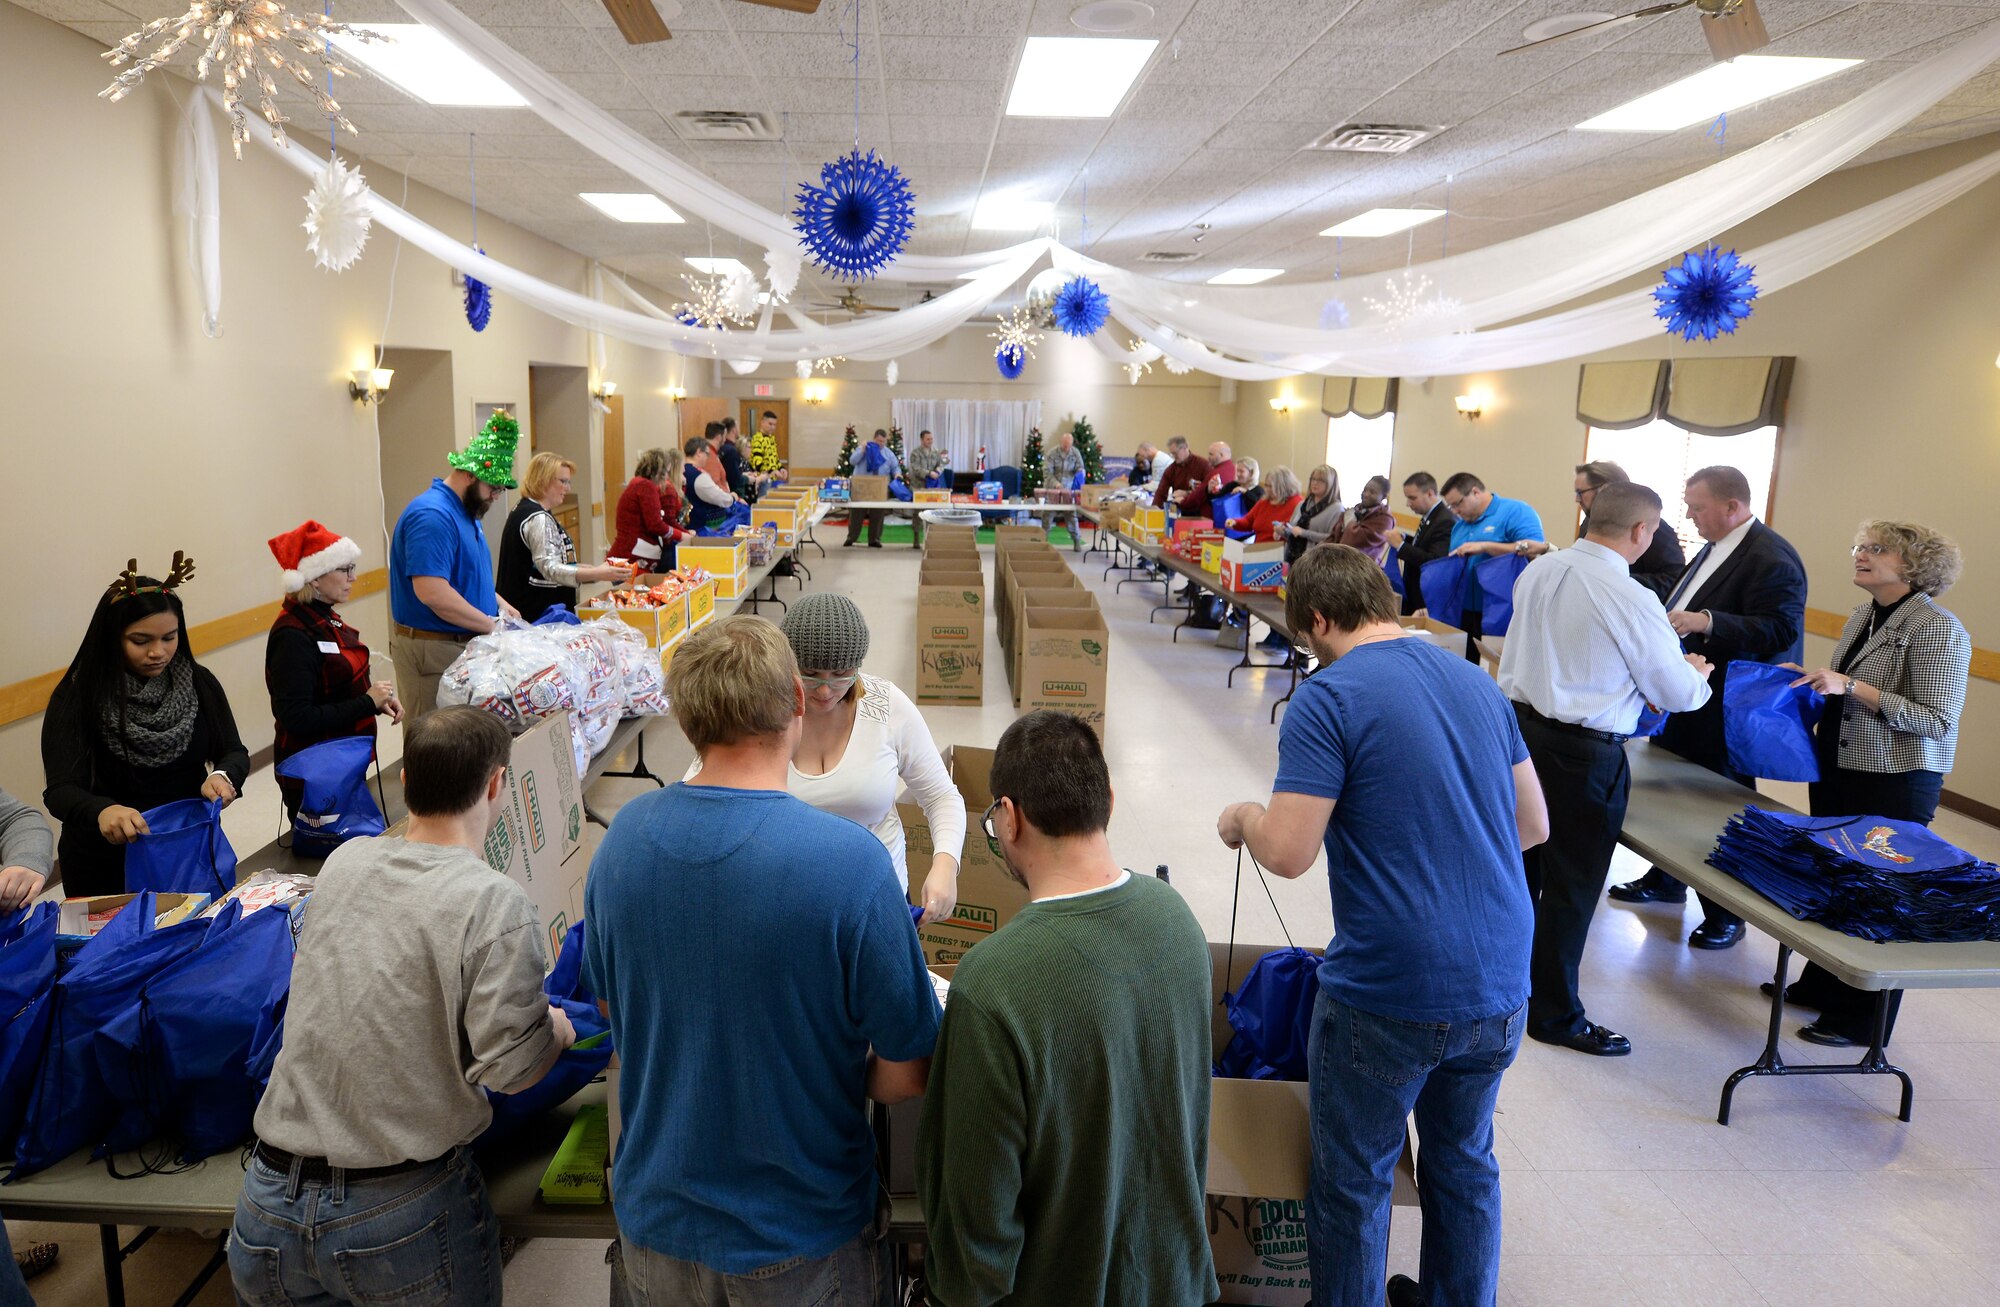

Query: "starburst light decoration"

xmin=1364 ymin=270 xmax=1469 ymax=344
xmin=813 ymin=356 xmax=844 ymax=375
xmin=792 ymin=148 xmax=918 ymax=282
xmin=1125 ymin=358 xmax=1152 ymax=385
xmin=1051 ymin=276 xmax=1110 ymax=338
xmin=1362 ymin=270 xmax=1434 ymax=327
xmin=302 ymin=156 xmax=370 ymax=271
xmin=1652 ymin=247 xmax=1759 ymax=342
xmin=101 ymin=2 xmax=382 ymax=159
xmin=988 ymin=306 xmax=1042 ymax=380
xmin=674 ymin=274 xmax=754 ymax=331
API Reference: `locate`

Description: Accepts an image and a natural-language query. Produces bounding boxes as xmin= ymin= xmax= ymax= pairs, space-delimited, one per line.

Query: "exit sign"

xmin=753 ymin=384 xmax=773 ymax=397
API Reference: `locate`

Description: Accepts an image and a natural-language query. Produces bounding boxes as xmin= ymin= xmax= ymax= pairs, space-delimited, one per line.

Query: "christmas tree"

xmin=1021 ymin=426 xmax=1044 ymax=492
xmin=1070 ymin=415 xmax=1105 ymax=483
xmin=888 ymin=425 xmax=905 ymax=462
xmin=835 ymin=423 xmax=859 ymax=477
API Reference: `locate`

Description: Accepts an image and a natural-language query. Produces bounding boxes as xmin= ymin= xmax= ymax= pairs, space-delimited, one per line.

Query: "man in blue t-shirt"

xmin=1218 ymin=545 xmax=1548 ymax=1307
xmin=586 ymin=615 xmax=940 ymax=1305
xmin=387 ymin=422 xmax=521 ymax=721
xmin=1440 ymin=471 xmax=1545 ymax=659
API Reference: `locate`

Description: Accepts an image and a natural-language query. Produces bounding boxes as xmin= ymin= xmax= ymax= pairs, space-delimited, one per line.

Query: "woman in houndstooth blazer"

xmin=1778 ymin=520 xmax=1970 ymax=1047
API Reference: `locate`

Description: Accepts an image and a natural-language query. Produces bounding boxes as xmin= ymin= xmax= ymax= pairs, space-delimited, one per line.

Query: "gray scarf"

xmin=100 ymin=660 xmax=198 ymax=769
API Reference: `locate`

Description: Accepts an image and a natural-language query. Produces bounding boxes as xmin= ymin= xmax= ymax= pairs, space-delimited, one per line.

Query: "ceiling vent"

xmin=1139 ymin=250 xmax=1200 ymax=263
xmin=1309 ymin=124 xmax=1438 ymax=154
xmin=673 ymin=110 xmax=783 ymax=141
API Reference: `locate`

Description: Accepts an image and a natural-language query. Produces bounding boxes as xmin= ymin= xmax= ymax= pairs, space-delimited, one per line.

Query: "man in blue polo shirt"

xmin=388 ymin=415 xmax=521 ymax=721
xmin=1441 ymin=470 xmax=1545 ymax=657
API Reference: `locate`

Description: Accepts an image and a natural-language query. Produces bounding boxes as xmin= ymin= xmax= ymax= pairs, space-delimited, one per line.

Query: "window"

xmin=1324 ymin=412 xmax=1395 ymax=505
xmin=1583 ymin=420 xmax=1779 ymax=553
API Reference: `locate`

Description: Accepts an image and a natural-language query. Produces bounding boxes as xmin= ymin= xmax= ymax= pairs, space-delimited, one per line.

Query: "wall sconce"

xmin=592 ymin=380 xmax=618 ymax=402
xmin=1455 ymin=390 xmax=1489 ymax=420
xmin=348 ymin=367 xmax=394 ymax=404
xmin=804 ymin=381 xmax=830 ymax=406
xmin=666 ymin=385 xmax=687 ymax=403
xmin=1268 ymin=395 xmax=1297 ymax=414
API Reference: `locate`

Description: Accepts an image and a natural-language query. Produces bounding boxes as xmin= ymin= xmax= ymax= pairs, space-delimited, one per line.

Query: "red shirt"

xmin=1154 ymin=454 xmax=1213 ymax=511
xmin=1229 ymin=493 xmax=1303 ymax=543
xmin=611 ymin=476 xmax=686 ymax=560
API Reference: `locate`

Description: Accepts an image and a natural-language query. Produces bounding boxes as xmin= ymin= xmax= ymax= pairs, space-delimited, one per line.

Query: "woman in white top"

xmin=689 ymin=593 xmax=966 ymax=922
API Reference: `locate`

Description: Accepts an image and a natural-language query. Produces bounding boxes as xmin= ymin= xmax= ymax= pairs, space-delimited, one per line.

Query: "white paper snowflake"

xmin=302 ymin=156 xmax=371 ymax=272
xmin=764 ymin=247 xmax=801 ymax=301
xmin=722 ymin=269 xmax=761 ymax=319
xmin=1319 ymin=297 xmax=1351 ymax=330
xmin=886 ymin=359 xmax=899 ymax=386
xmin=795 ymin=358 xmax=813 ymax=379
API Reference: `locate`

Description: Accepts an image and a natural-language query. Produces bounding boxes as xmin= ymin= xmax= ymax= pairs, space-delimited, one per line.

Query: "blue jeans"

xmin=1307 ymin=990 xmax=1522 ymax=1307
xmin=228 ymin=1147 xmax=501 ymax=1306
xmin=609 ymin=1226 xmax=891 ymax=1307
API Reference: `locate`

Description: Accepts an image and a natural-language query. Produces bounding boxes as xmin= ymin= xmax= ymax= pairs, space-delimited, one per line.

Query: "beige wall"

xmin=1229 ymin=133 xmax=2000 ymax=807
xmin=719 ymin=328 xmax=1237 ymax=472
xmin=0 ymin=3 xmax=708 ymax=806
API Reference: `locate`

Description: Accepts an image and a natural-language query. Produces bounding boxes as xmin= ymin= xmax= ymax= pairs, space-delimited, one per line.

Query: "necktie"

xmin=1667 ymin=543 xmax=1713 ymax=611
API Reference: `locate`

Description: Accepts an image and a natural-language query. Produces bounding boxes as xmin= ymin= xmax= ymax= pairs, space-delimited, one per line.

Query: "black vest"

xmin=497 ymin=498 xmax=577 ymax=623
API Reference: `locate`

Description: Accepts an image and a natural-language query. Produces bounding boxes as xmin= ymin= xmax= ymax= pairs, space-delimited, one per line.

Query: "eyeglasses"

xmin=801 ymin=671 xmax=858 ymax=692
xmin=1851 ymin=543 xmax=1891 ymax=557
xmin=331 ymin=565 xmax=358 ymax=578
xmin=981 ymin=798 xmax=1004 ymax=858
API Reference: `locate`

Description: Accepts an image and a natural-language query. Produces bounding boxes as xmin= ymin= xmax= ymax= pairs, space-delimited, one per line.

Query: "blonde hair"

xmin=1859 ymin=520 xmax=1963 ymax=596
xmin=522 ymin=451 xmax=576 ymax=501
xmin=1235 ymin=457 xmax=1260 ymax=488
xmin=634 ymin=447 xmax=671 ymax=482
xmin=668 ymin=615 xmax=800 ymax=751
xmin=1265 ymin=465 xmax=1301 ymax=501
xmin=1307 ymin=464 xmax=1338 ymax=501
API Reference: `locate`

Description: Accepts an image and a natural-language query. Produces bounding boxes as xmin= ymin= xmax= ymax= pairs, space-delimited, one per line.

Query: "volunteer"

xmin=43 ymin=555 xmax=248 ymax=896
xmin=1227 ymin=465 xmax=1303 ymax=541
xmin=610 ymin=447 xmax=690 ymax=571
xmin=498 ymin=452 xmax=631 ymax=622
xmin=264 ymin=520 xmax=400 ymax=820
xmin=686 ymin=593 xmax=966 ymax=921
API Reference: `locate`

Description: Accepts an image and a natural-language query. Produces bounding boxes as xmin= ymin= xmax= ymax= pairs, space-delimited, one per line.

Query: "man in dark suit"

xmin=1519 ymin=462 xmax=1687 ymax=598
xmin=1608 ymin=465 xmax=1806 ymax=949
xmin=1398 ymin=471 xmax=1453 ymax=616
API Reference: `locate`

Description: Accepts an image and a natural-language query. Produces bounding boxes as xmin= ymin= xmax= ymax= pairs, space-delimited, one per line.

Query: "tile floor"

xmin=24 ymin=535 xmax=2000 ymax=1305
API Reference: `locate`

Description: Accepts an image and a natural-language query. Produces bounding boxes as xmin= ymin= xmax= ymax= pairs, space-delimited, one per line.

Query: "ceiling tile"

xmin=879 ymin=34 xmax=1018 ymax=80
xmin=492 ymin=25 xmax=621 ymax=73
xmin=886 ymin=80 xmax=1007 ymax=116
xmin=1176 ymin=0 xmax=1348 ymax=46
xmin=876 ymin=0 xmax=1034 ymax=37
xmin=1765 ymin=2 xmax=1997 ymax=58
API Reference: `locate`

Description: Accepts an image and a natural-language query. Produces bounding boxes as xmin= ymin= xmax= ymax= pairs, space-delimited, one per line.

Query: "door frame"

xmin=740 ymin=398 xmax=790 ymax=468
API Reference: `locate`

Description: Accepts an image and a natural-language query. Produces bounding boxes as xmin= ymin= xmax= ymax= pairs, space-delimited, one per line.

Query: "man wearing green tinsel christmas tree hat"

xmin=447 ymin=411 xmax=522 ymax=491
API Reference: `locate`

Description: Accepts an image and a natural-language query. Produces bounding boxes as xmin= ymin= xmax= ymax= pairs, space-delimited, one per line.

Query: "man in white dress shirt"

xmin=1498 ymin=482 xmax=1713 ymax=1057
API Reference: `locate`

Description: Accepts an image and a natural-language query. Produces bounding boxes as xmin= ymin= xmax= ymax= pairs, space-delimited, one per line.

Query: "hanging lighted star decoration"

xmin=792 ymin=148 xmax=917 ymax=282
xmin=1362 ymin=270 xmax=1435 ymax=326
xmin=674 ymin=274 xmax=754 ymax=331
xmin=1125 ymin=358 xmax=1152 ymax=386
xmin=1051 ymin=277 xmax=1110 ymax=338
xmin=813 ymin=355 xmax=844 ymax=375
xmin=464 ymin=246 xmax=492 ymax=332
xmin=1653 ymin=247 xmax=1759 ymax=342
xmin=989 ymin=307 xmax=1041 ymax=380
xmin=1364 ymin=270 xmax=1468 ymax=343
xmin=100 ymin=2 xmax=383 ymax=159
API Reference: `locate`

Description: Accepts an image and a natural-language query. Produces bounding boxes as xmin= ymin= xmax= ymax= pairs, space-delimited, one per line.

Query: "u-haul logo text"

xmin=1041 ymin=680 xmax=1089 ymax=698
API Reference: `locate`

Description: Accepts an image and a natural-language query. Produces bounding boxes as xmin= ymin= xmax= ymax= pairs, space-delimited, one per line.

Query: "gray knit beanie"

xmin=781 ymin=592 xmax=871 ymax=671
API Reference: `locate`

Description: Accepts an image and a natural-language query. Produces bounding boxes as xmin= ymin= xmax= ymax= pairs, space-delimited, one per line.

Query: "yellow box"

xmin=659 ymin=629 xmax=684 ymax=678
xmin=685 ymin=577 xmax=718 ymax=628
xmin=750 ymin=500 xmax=801 ymax=546
xmin=616 ymin=594 xmax=688 ymax=648
xmin=710 ymin=568 xmax=753 ymax=600
xmin=678 ymin=538 xmax=750 ymax=579
xmin=1132 ymin=506 xmax=1166 ymax=533
xmin=1200 ymin=539 xmax=1225 ymax=573
xmin=913 ymin=489 xmax=952 ymax=504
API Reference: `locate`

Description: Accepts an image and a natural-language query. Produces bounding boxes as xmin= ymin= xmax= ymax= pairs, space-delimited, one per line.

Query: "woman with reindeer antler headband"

xmin=41 ymin=553 xmax=249 ymax=897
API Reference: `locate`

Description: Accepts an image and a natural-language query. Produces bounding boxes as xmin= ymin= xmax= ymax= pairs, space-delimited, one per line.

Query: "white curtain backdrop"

xmin=891 ymin=399 xmax=1041 ymax=471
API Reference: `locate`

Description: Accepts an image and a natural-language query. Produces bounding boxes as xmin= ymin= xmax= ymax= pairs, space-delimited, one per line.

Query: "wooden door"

xmin=679 ymin=396 xmax=730 ymax=446
xmin=601 ymin=394 xmax=625 ymax=521
xmin=740 ymin=399 xmax=790 ymax=468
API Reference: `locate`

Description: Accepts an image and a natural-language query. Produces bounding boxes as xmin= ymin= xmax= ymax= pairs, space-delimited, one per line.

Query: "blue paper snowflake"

xmin=1652 ymin=247 xmax=1759 ymax=342
xmin=1319 ymin=297 xmax=1350 ymax=330
xmin=792 ymin=148 xmax=917 ymax=282
xmin=464 ymin=245 xmax=492 ymax=332
xmin=1050 ymin=276 xmax=1110 ymax=338
xmin=995 ymin=343 xmax=1026 ymax=379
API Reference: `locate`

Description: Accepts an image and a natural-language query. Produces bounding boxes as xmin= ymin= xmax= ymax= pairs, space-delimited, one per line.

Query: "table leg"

xmin=593 ymin=727 xmax=665 ymax=789
xmin=800 ymin=525 xmax=826 ymax=558
xmin=169 ymin=1240 xmax=229 ymax=1307
xmin=1151 ymin=572 xmax=1183 ymax=623
xmin=101 ymin=1225 xmax=126 ymax=1307
xmin=1716 ymin=944 xmax=1916 ymax=1125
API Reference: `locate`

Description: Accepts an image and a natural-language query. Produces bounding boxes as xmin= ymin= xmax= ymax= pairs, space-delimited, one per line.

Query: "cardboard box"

xmin=482 ymin=711 xmax=588 ymax=961
xmin=1206 ymin=942 xmax=1418 ymax=1304
xmin=1131 ymin=506 xmax=1167 ymax=534
xmin=1078 ymin=483 xmax=1114 ymax=508
xmin=925 ymin=545 xmax=982 ymax=570
xmin=994 ymin=523 xmax=1047 ymax=546
xmin=913 ymin=489 xmax=952 ymax=504
xmin=998 ymin=554 xmax=1075 ymax=648
xmin=1093 ymin=501 xmax=1138 ymax=531
xmin=1010 ymin=588 xmax=1095 ymax=690
xmin=749 ymin=500 xmax=800 ymax=548
xmin=583 ymin=593 xmax=688 ymax=649
xmin=898 ymin=746 xmax=1026 ymax=965
xmin=915 ymin=569 xmax=985 ymax=704
xmin=1221 ymin=537 xmax=1285 ymax=594
xmin=57 ymin=892 xmax=211 ymax=970
xmin=1399 ymin=616 xmax=1498 ymax=676
xmin=1005 ymin=575 xmax=1085 ymax=658
xmin=974 ymin=481 xmax=1004 ymax=503
xmin=848 ymin=474 xmax=891 ymax=503
xmin=1201 ymin=538 xmax=1227 ymax=573
xmin=926 ymin=523 xmax=978 ymax=547
xmin=819 ymin=477 xmax=850 ymax=501
xmin=678 ymin=540 xmax=751 ymax=600
xmin=685 ymin=577 xmax=718 ymax=629
xmin=1014 ymin=606 xmax=1109 ymax=732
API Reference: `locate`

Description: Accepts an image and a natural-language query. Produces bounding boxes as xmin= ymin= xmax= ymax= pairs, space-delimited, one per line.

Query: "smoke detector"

xmin=1070 ymin=1 xmax=1155 ymax=33
xmin=672 ymin=110 xmax=783 ymax=141
xmin=1309 ymin=124 xmax=1438 ymax=154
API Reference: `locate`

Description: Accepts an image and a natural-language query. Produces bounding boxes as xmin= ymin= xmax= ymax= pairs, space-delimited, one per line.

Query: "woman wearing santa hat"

xmin=265 ymin=521 xmax=400 ymax=818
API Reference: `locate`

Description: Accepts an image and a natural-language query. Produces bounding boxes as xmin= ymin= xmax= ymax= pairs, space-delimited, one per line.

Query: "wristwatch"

xmin=1843 ymin=676 xmax=1856 ymax=696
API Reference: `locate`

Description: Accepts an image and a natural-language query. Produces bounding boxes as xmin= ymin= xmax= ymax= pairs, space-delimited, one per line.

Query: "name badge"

xmin=317 ymin=641 xmax=340 ymax=654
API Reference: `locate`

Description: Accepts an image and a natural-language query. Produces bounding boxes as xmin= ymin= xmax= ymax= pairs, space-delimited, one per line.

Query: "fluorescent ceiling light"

xmin=685 ymin=257 xmax=751 ymax=276
xmin=1320 ymin=208 xmax=1447 ymax=239
xmin=971 ymin=196 xmax=1053 ymax=231
xmin=1207 ymin=267 xmax=1281 ymax=285
xmin=1576 ymin=55 xmax=1861 ymax=132
xmin=327 ymin=25 xmax=527 ymax=107
xmin=1006 ymin=37 xmax=1157 ymax=117
xmin=579 ymin=193 xmax=684 ymax=223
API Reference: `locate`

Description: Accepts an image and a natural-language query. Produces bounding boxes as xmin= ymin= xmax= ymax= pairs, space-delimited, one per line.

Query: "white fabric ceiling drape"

xmin=890 ymin=399 xmax=1041 ymax=471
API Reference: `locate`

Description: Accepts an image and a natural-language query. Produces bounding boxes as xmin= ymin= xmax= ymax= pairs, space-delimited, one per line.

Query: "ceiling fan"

xmin=1501 ymin=0 xmax=1770 ymax=62
xmin=811 ymin=287 xmax=901 ymax=316
xmin=600 ymin=0 xmax=822 ymax=44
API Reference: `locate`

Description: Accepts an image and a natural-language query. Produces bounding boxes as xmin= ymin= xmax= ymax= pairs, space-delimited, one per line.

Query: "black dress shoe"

xmin=1797 ymin=1022 xmax=1860 ymax=1048
xmin=1386 ymin=1273 xmax=1424 ymax=1307
xmin=867 ymin=541 xmax=884 ymax=548
xmin=1608 ymin=871 xmax=1687 ymax=905
xmin=1760 ymin=981 xmax=1821 ymax=1009
xmin=1529 ymin=1022 xmax=1632 ymax=1056
xmin=1688 ymin=921 xmax=1745 ymax=950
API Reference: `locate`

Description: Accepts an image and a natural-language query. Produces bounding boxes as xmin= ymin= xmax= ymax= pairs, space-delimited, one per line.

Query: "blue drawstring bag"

xmin=275 ymin=736 xmax=384 ymax=860
xmin=123 ymin=798 xmax=236 ymax=898
xmin=1382 ymin=544 xmax=1404 ymax=595
xmin=11 ymin=895 xmax=211 ymax=1180
xmin=0 ymin=905 xmax=59 ymax=1145
xmin=1070 ymin=467 xmax=1085 ymax=491
xmin=1210 ymin=493 xmax=1243 ymax=528
xmin=1476 ymin=552 xmax=1533 ymax=636
xmin=1417 ymin=556 xmax=1470 ymax=628
xmin=1634 ymin=704 xmax=1670 ymax=737
xmin=925 ymin=469 xmax=948 ymax=489
xmin=532 ymin=605 xmax=582 ymax=626
xmin=476 ymin=920 xmax=614 ymax=1146
xmin=856 ymin=442 xmax=892 ymax=476
xmin=1724 ymin=660 xmax=1825 ymax=782
xmin=889 ymin=478 xmax=913 ymax=502
xmin=697 ymin=502 xmax=753 ymax=536
xmin=1215 ymin=947 xmax=1320 ymax=1082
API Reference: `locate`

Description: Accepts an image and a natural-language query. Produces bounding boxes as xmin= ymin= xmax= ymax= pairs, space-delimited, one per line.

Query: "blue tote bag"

xmin=0 ymin=906 xmax=59 ymax=1146
xmin=1416 ymin=556 xmax=1470 ymax=628
xmin=1723 ymin=660 xmax=1826 ymax=782
xmin=275 ymin=736 xmax=385 ymax=860
xmin=1215 ymin=947 xmax=1320 ymax=1082
xmin=477 ymin=920 xmax=614 ymax=1146
xmin=1476 ymin=552 xmax=1533 ymax=636
xmin=124 ymin=797 xmax=236 ymax=898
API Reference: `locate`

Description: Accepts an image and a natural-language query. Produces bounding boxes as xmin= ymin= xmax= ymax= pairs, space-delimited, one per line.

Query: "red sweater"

xmin=1154 ymin=454 xmax=1213 ymax=511
xmin=1229 ymin=493 xmax=1302 ymax=543
xmin=610 ymin=476 xmax=687 ymax=560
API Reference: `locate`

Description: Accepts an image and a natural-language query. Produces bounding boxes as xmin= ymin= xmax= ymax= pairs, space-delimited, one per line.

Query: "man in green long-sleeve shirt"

xmin=917 ymin=712 xmax=1218 ymax=1307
